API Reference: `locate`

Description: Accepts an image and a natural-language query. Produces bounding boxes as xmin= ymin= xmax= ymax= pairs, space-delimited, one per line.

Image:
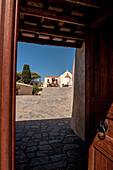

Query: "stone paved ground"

xmin=16 ymin=87 xmax=72 ymax=121
xmin=16 ymin=118 xmax=86 ymax=170
xmin=16 ymin=87 xmax=87 ymax=170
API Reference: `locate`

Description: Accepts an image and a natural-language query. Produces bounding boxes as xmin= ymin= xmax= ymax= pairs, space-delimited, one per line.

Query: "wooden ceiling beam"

xmin=58 ymin=21 xmax=64 ymax=27
xmin=18 ymin=25 xmax=85 ymax=40
xmin=25 ymin=0 xmax=90 ymax=15
xmin=20 ymin=6 xmax=86 ymax=26
xmin=25 ymin=0 xmax=44 ymax=8
xmin=18 ymin=36 xmax=83 ymax=48
xmin=90 ymin=7 xmax=113 ymax=28
xmin=65 ymin=0 xmax=101 ymax=8
xmin=25 ymin=0 xmax=100 ymax=9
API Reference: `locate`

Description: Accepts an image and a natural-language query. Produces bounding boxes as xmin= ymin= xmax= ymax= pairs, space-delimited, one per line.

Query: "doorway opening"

xmin=16 ymin=42 xmax=86 ymax=170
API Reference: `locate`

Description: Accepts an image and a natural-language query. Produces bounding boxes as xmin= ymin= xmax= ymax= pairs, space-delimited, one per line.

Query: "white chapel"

xmin=58 ymin=69 xmax=72 ymax=87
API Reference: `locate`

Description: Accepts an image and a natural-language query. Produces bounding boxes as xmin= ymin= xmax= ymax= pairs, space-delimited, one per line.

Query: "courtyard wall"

xmin=16 ymin=82 xmax=33 ymax=95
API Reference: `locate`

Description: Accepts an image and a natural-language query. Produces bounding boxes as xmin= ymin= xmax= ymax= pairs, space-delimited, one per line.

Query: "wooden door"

xmin=0 ymin=0 xmax=19 ymax=169
xmin=86 ymin=13 xmax=113 ymax=169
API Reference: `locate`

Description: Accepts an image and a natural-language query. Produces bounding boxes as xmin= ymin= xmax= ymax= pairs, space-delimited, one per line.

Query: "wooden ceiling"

xmin=18 ymin=0 xmax=110 ymax=48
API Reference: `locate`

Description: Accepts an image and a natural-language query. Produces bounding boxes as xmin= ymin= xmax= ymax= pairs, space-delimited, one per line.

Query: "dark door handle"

xmin=97 ymin=120 xmax=108 ymax=140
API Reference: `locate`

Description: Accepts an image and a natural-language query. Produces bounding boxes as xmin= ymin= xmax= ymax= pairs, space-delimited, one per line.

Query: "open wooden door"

xmin=0 ymin=0 xmax=19 ymax=169
xmin=86 ymin=13 xmax=113 ymax=169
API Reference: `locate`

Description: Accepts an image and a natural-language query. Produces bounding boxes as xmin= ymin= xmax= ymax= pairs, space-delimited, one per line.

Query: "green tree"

xmin=31 ymin=72 xmax=41 ymax=81
xmin=17 ymin=71 xmax=41 ymax=83
xmin=21 ymin=64 xmax=31 ymax=84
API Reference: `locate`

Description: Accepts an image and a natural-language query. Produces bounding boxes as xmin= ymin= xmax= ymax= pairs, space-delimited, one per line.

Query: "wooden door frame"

xmin=0 ymin=0 xmax=112 ymax=169
xmin=0 ymin=0 xmax=19 ymax=169
xmin=0 ymin=0 xmax=96 ymax=169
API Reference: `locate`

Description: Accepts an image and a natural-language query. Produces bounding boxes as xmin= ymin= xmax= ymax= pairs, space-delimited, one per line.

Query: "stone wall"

xmin=17 ymin=82 xmax=33 ymax=95
xmin=71 ymin=42 xmax=85 ymax=141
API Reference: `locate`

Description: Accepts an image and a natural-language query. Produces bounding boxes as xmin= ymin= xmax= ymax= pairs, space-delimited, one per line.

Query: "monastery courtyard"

xmin=16 ymin=87 xmax=86 ymax=170
xmin=16 ymin=87 xmax=72 ymax=121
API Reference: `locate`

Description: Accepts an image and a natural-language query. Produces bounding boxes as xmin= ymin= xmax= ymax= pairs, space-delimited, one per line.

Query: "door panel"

xmin=94 ymin=150 xmax=107 ymax=170
xmin=0 ymin=0 xmax=18 ymax=169
xmin=94 ymin=149 xmax=113 ymax=170
xmin=86 ymin=13 xmax=113 ymax=169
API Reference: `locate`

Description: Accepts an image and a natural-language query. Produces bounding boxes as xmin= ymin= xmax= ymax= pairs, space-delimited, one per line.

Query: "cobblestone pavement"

xmin=16 ymin=118 xmax=86 ymax=170
xmin=16 ymin=87 xmax=87 ymax=170
xmin=16 ymin=87 xmax=72 ymax=121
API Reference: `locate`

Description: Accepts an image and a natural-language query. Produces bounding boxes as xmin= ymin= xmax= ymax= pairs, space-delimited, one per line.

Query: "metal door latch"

xmin=97 ymin=120 xmax=108 ymax=140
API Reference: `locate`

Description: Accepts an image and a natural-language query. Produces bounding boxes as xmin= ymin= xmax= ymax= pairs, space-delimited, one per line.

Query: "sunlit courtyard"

xmin=16 ymin=87 xmax=72 ymax=121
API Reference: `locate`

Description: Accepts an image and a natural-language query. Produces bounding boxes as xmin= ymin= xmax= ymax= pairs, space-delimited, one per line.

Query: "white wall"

xmin=45 ymin=77 xmax=58 ymax=84
xmin=45 ymin=77 xmax=52 ymax=84
xmin=58 ymin=70 xmax=72 ymax=87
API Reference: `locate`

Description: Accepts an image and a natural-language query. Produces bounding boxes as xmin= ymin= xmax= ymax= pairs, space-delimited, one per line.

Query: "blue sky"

xmin=17 ymin=42 xmax=76 ymax=81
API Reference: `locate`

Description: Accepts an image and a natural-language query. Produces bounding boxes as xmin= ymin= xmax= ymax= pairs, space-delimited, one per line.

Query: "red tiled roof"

xmin=65 ymin=74 xmax=71 ymax=78
xmin=45 ymin=76 xmax=59 ymax=78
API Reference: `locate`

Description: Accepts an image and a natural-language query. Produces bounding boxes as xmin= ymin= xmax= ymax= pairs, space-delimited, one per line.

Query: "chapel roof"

xmin=65 ymin=74 xmax=71 ymax=78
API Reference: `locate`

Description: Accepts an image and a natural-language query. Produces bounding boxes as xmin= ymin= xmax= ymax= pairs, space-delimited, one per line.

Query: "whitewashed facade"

xmin=58 ymin=69 xmax=72 ymax=87
xmin=44 ymin=76 xmax=59 ymax=87
xmin=44 ymin=70 xmax=72 ymax=87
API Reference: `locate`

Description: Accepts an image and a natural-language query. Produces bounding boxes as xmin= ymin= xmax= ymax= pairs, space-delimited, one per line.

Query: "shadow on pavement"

xmin=16 ymin=118 xmax=87 ymax=170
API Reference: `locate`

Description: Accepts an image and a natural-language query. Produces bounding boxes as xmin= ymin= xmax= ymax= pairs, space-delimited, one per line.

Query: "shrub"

xmin=32 ymin=86 xmax=42 ymax=95
xmin=17 ymin=79 xmax=24 ymax=83
xmin=16 ymin=85 xmax=20 ymax=90
xmin=16 ymin=73 xmax=21 ymax=81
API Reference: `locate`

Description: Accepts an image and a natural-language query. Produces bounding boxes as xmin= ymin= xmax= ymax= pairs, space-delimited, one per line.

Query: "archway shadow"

xmin=16 ymin=118 xmax=87 ymax=170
